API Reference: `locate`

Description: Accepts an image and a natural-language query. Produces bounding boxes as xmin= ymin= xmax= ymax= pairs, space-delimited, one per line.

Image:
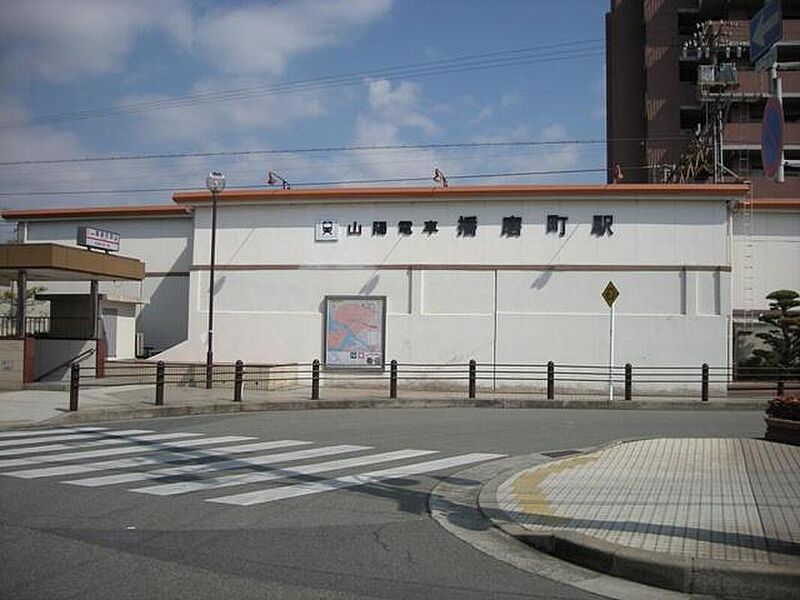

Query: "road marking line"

xmin=133 ymin=449 xmax=438 ymax=496
xmin=0 ymin=433 xmax=212 ymax=468
xmin=0 ymin=429 xmax=119 ymax=447
xmin=0 ymin=430 xmax=156 ymax=456
xmin=208 ymin=453 xmax=506 ymax=506
xmin=4 ymin=440 xmax=310 ymax=479
xmin=70 ymin=444 xmax=370 ymax=488
xmin=0 ymin=427 xmax=109 ymax=440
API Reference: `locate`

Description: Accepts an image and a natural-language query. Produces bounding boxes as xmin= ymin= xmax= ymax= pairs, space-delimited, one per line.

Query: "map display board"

xmin=324 ymin=296 xmax=386 ymax=369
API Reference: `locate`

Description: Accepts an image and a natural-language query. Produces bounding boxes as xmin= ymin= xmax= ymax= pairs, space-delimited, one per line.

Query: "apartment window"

xmin=679 ymin=62 xmax=696 ymax=83
xmin=680 ymin=107 xmax=701 ymax=131
xmin=677 ymin=11 xmax=698 ymax=36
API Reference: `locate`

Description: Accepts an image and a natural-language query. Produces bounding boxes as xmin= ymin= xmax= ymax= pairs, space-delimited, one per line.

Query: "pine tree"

xmin=753 ymin=290 xmax=800 ymax=374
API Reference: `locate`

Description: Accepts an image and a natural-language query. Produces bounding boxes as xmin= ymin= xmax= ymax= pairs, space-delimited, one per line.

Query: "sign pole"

xmin=609 ymin=301 xmax=615 ymax=402
xmin=772 ymin=62 xmax=785 ymax=183
xmin=601 ymin=281 xmax=619 ymax=403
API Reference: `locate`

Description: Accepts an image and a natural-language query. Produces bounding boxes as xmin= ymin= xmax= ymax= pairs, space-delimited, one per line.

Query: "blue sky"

xmin=0 ymin=0 xmax=609 ymax=211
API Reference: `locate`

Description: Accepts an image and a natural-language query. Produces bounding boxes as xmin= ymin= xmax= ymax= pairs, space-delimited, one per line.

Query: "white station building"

xmin=3 ymin=183 xmax=798 ymax=392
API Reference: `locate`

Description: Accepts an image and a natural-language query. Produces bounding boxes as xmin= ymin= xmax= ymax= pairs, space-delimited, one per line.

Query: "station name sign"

xmin=77 ymin=226 xmax=121 ymax=252
xmin=315 ymin=214 xmax=614 ymax=241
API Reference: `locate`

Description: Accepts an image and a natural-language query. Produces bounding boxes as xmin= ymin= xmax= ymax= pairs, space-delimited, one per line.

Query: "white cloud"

xmin=197 ymin=0 xmax=392 ymax=76
xmin=118 ymin=75 xmax=328 ymax=147
xmin=0 ymin=0 xmax=391 ymax=83
xmin=0 ymin=0 xmax=192 ymax=82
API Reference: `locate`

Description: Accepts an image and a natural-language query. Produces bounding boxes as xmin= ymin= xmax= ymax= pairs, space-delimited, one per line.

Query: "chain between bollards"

xmin=155 ymin=361 xmax=165 ymax=406
xmin=69 ymin=363 xmax=80 ymax=412
xmin=234 ymin=360 xmax=244 ymax=402
xmin=311 ymin=359 xmax=320 ymax=400
xmin=389 ymin=359 xmax=397 ymax=399
xmin=547 ymin=361 xmax=554 ymax=400
xmin=468 ymin=359 xmax=476 ymax=399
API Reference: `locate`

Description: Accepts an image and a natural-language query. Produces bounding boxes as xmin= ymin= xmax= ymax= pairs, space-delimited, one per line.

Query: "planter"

xmin=765 ymin=417 xmax=800 ymax=445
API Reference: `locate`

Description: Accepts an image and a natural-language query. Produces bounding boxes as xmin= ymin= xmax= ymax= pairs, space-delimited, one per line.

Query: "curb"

xmin=12 ymin=398 xmax=769 ymax=428
xmin=0 ymin=394 xmax=768 ymax=428
xmin=479 ymin=452 xmax=800 ymax=599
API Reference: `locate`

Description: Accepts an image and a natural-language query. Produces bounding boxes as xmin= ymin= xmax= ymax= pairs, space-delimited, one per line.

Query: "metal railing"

xmin=0 ymin=316 xmax=96 ymax=339
xmin=64 ymin=358 xmax=799 ymax=412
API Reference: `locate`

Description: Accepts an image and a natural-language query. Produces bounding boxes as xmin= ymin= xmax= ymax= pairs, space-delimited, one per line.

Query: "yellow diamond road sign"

xmin=602 ymin=281 xmax=619 ymax=307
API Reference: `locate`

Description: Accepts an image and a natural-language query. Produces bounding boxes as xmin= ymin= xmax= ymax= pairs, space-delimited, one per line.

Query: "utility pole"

xmin=671 ymin=21 xmax=747 ymax=184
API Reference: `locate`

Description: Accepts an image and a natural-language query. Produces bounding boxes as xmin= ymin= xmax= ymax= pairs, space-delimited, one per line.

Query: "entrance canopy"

xmin=0 ymin=243 xmax=144 ymax=284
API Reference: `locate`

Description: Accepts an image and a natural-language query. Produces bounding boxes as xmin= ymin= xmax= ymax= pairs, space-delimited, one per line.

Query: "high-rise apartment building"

xmin=606 ymin=0 xmax=799 ymax=198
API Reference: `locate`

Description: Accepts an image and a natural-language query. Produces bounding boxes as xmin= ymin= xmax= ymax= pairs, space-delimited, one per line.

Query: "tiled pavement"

xmin=497 ymin=438 xmax=800 ymax=566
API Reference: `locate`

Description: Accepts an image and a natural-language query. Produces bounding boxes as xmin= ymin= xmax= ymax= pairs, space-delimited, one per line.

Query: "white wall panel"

xmin=196 ymin=269 xmax=410 ymax=314
xmin=732 ymin=212 xmax=800 ymax=310
xmin=497 ymin=270 xmax=684 ymax=315
xmin=421 ymin=271 xmax=494 ymax=315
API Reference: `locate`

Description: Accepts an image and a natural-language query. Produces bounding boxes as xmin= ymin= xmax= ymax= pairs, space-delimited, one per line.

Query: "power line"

xmin=0 ymin=136 xmax=685 ymax=167
xmin=0 ymin=40 xmax=603 ymax=129
xmin=0 ymin=165 xmax=656 ymax=197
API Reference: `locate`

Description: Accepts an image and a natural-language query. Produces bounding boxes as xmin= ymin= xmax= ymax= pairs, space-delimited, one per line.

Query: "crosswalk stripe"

xmin=207 ymin=453 xmax=506 ymax=506
xmin=70 ymin=444 xmax=371 ymax=488
xmin=0 ymin=433 xmax=210 ymax=468
xmin=0 ymin=427 xmax=108 ymax=440
xmin=0 ymin=428 xmax=112 ymax=445
xmin=0 ymin=430 xmax=156 ymax=456
xmin=133 ymin=449 xmax=439 ymax=497
xmin=4 ymin=440 xmax=309 ymax=479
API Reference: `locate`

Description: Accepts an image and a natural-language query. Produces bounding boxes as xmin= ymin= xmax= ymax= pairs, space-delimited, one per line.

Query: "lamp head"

xmin=206 ymin=171 xmax=226 ymax=193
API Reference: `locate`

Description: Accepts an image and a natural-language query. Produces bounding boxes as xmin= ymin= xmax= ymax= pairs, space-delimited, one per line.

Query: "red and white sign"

xmin=77 ymin=226 xmax=120 ymax=252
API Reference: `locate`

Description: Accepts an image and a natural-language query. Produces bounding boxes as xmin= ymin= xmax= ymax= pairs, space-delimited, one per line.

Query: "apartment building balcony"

xmin=735 ymin=70 xmax=800 ymax=96
xmin=723 ymin=121 xmax=800 ymax=146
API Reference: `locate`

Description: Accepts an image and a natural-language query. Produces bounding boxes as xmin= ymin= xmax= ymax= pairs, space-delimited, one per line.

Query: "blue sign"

xmin=761 ymin=97 xmax=784 ymax=179
xmin=750 ymin=0 xmax=782 ymax=63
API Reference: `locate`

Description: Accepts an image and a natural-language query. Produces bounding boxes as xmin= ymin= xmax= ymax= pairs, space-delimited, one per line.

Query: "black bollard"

xmin=155 ymin=361 xmax=165 ymax=406
xmin=701 ymin=363 xmax=709 ymax=402
xmin=234 ymin=360 xmax=244 ymax=402
xmin=69 ymin=363 xmax=80 ymax=412
xmin=311 ymin=359 xmax=320 ymax=400
xmin=547 ymin=361 xmax=555 ymax=400
xmin=389 ymin=360 xmax=397 ymax=399
xmin=625 ymin=363 xmax=632 ymax=401
xmin=468 ymin=359 xmax=476 ymax=399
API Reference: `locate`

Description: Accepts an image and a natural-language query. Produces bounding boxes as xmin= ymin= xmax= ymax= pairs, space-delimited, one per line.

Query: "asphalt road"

xmin=1 ymin=408 xmax=763 ymax=599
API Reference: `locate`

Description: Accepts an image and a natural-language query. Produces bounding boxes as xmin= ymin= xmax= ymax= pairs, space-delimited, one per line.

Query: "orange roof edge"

xmin=2 ymin=204 xmax=191 ymax=221
xmin=736 ymin=197 xmax=800 ymax=210
xmin=172 ymin=183 xmax=751 ymax=203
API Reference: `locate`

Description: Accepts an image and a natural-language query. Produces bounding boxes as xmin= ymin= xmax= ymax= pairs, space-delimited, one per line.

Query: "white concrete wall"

xmin=158 ymin=196 xmax=732 ymax=392
xmin=100 ymin=300 xmax=136 ymax=359
xmin=0 ymin=339 xmax=25 ymax=390
xmin=23 ymin=216 xmax=192 ymax=353
xmin=732 ymin=210 xmax=800 ymax=311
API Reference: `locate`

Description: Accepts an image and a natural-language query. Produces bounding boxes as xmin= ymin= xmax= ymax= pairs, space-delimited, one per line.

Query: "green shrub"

xmin=766 ymin=395 xmax=800 ymax=421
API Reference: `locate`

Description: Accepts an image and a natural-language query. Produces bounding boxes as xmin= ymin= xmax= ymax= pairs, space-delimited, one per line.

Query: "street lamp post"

xmin=205 ymin=171 xmax=225 ymax=388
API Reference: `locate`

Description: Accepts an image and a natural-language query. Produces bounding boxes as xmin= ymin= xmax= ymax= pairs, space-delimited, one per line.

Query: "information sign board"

xmin=750 ymin=0 xmax=782 ymax=63
xmin=323 ymin=296 xmax=386 ymax=369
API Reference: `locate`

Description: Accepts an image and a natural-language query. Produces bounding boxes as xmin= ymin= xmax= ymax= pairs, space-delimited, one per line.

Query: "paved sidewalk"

xmin=0 ymin=384 xmax=770 ymax=428
xmin=488 ymin=438 xmax=800 ymax=597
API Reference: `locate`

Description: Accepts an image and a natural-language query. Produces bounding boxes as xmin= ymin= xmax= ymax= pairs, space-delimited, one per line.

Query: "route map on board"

xmin=324 ymin=296 xmax=386 ymax=369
